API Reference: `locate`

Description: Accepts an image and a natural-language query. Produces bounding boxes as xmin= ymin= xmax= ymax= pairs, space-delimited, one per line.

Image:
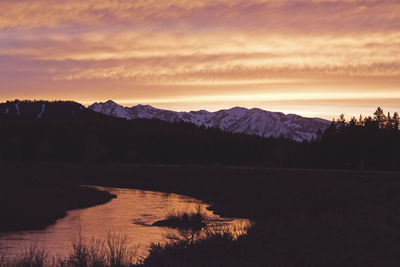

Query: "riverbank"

xmin=0 ymin=164 xmax=115 ymax=232
xmin=82 ymin=164 xmax=400 ymax=219
xmin=83 ymin=164 xmax=400 ymax=266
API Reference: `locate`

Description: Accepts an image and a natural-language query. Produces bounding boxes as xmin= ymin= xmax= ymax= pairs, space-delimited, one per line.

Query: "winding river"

xmin=0 ymin=186 xmax=249 ymax=259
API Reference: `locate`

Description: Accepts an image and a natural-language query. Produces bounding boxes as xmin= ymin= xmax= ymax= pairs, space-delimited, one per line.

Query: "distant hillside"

xmin=0 ymin=100 xmax=107 ymax=120
xmin=90 ymin=101 xmax=330 ymax=141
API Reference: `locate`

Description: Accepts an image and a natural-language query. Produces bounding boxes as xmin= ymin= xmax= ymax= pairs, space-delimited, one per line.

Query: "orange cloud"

xmin=0 ymin=0 xmax=399 ymax=32
xmin=0 ymin=0 xmax=399 ymax=119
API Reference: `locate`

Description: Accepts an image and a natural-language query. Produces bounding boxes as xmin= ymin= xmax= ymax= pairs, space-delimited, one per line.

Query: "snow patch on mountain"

xmin=89 ymin=101 xmax=330 ymax=141
xmin=37 ymin=104 xmax=46 ymax=119
xmin=15 ymin=102 xmax=21 ymax=115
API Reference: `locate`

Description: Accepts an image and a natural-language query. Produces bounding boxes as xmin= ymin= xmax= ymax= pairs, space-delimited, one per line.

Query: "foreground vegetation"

xmin=0 ymin=232 xmax=139 ymax=267
xmin=0 ymin=225 xmax=247 ymax=267
xmin=152 ymin=207 xmax=206 ymax=231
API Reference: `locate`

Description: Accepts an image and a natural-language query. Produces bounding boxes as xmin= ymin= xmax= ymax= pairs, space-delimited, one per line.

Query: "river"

xmin=0 ymin=186 xmax=249 ymax=260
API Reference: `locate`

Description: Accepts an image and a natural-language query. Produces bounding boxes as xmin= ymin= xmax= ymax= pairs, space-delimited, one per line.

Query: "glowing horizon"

xmin=1 ymin=0 xmax=399 ymax=119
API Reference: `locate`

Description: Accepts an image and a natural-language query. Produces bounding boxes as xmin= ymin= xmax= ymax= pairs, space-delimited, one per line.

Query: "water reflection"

xmin=0 ymin=186 xmax=249 ymax=259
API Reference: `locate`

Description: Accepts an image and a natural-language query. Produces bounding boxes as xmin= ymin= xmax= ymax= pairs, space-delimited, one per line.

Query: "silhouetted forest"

xmin=0 ymin=101 xmax=399 ymax=171
xmin=317 ymin=107 xmax=400 ymax=170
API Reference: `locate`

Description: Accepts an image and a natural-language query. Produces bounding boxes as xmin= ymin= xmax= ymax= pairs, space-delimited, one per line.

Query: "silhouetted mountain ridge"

xmin=0 ymin=100 xmax=107 ymax=120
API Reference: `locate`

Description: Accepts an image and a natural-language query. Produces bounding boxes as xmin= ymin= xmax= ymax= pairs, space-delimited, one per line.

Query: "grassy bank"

xmin=0 ymin=232 xmax=139 ymax=267
xmin=0 ymin=164 xmax=115 ymax=232
xmin=80 ymin=164 xmax=400 ymax=219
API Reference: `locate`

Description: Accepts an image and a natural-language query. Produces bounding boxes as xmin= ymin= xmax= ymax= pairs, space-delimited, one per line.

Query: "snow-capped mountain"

xmin=90 ymin=100 xmax=330 ymax=141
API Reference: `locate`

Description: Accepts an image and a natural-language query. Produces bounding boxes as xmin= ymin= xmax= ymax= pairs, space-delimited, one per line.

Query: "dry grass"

xmin=0 ymin=232 xmax=139 ymax=267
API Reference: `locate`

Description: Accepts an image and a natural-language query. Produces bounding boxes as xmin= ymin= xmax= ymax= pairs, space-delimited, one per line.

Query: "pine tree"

xmin=358 ymin=114 xmax=363 ymax=126
xmin=373 ymin=107 xmax=386 ymax=128
xmin=393 ymin=112 xmax=400 ymax=130
xmin=349 ymin=117 xmax=357 ymax=127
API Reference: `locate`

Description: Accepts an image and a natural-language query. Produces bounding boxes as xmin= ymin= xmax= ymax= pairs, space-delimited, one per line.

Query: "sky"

xmin=1 ymin=0 xmax=399 ymax=119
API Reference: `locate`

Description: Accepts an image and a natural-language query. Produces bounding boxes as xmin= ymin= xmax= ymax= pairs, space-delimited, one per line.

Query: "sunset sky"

xmin=1 ymin=0 xmax=399 ymax=119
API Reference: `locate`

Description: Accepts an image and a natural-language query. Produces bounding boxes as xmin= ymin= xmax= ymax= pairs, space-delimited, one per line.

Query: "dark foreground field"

xmin=2 ymin=163 xmax=400 ymax=266
xmin=0 ymin=164 xmax=115 ymax=232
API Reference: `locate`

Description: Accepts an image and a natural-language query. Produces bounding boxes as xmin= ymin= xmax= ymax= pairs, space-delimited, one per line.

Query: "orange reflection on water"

xmin=0 ymin=186 xmax=250 ymax=259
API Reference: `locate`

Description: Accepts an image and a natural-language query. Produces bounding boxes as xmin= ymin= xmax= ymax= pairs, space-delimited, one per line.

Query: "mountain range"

xmin=90 ymin=100 xmax=330 ymax=141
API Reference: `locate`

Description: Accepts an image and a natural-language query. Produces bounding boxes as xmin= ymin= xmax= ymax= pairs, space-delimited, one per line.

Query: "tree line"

xmin=316 ymin=107 xmax=400 ymax=170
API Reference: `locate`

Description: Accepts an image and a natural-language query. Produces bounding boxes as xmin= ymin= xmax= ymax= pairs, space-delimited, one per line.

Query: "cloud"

xmin=0 ymin=0 xmax=399 ymax=118
xmin=0 ymin=0 xmax=399 ymax=33
xmin=2 ymin=30 xmax=399 ymax=84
